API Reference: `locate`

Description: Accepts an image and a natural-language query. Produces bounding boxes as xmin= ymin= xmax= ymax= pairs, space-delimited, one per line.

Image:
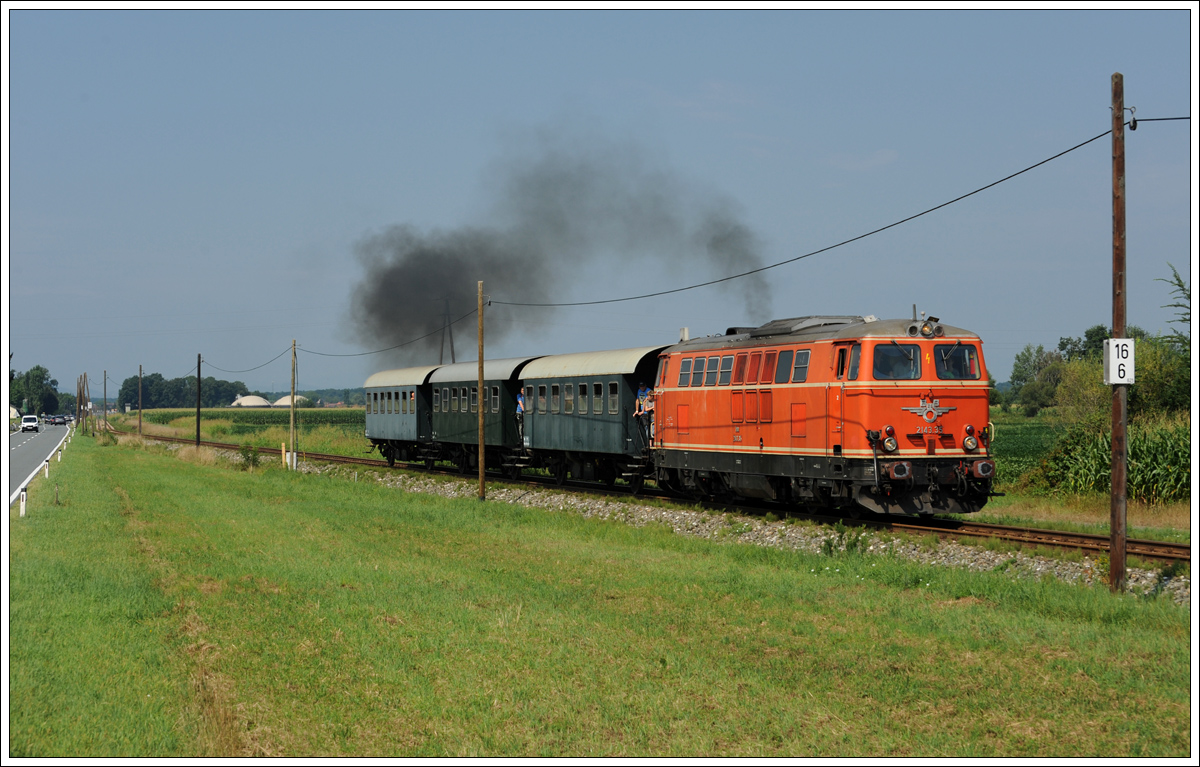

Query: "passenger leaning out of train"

xmin=515 ymin=389 xmax=526 ymax=442
xmin=643 ymin=387 xmax=656 ymax=441
xmin=634 ymin=383 xmax=652 ymax=446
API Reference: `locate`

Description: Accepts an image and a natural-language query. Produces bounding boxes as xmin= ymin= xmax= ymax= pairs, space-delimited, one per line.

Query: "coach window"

xmin=450 ymin=388 xmax=459 ymax=412
xmin=732 ymin=353 xmax=748 ymax=385
xmin=491 ymin=386 xmax=500 ymax=412
xmin=690 ymin=357 xmax=706 ymax=387
xmin=385 ymin=391 xmax=391 ymax=414
xmin=678 ymin=358 xmax=692 ymax=387
xmin=608 ymin=381 xmax=619 ymax=414
xmin=551 ymin=384 xmax=560 ymax=413
xmin=401 ymin=392 xmax=407 ymax=414
xmin=372 ymin=393 xmax=378 ymax=414
xmin=565 ymin=384 xmax=574 ymax=414
xmin=471 ymin=387 xmax=478 ymax=414
xmin=775 ymin=350 xmax=794 ymax=384
xmin=433 ymin=388 xmax=440 ymax=413
xmin=593 ymin=382 xmax=603 ymax=414
xmin=792 ymin=350 xmax=811 ymax=382
xmin=443 ymin=388 xmax=450 ymax=412
xmin=578 ymin=382 xmax=588 ymax=414
xmin=761 ymin=351 xmax=778 ymax=384
xmin=718 ymin=355 xmax=734 ymax=385
xmin=463 ymin=388 xmax=471 ymax=413
xmin=704 ymin=356 xmax=720 ymax=386
xmin=538 ymin=385 xmax=547 ymax=414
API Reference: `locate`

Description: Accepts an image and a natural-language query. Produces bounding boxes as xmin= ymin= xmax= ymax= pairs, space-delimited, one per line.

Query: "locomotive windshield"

xmin=873 ymin=343 xmax=921 ymax=380
xmin=935 ymin=343 xmax=981 ymax=379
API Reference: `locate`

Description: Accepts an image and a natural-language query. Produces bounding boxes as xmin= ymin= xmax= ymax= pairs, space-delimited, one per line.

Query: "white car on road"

xmin=20 ymin=415 xmax=40 ymax=433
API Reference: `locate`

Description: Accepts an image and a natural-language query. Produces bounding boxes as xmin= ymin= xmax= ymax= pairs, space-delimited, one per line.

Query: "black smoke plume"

xmin=350 ymin=130 xmax=771 ymax=365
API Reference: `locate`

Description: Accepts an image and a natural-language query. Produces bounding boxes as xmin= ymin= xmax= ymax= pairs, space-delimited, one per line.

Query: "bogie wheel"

xmin=629 ymin=473 xmax=645 ymax=496
xmin=385 ymin=448 xmax=396 ymax=468
xmin=554 ymin=461 xmax=568 ymax=486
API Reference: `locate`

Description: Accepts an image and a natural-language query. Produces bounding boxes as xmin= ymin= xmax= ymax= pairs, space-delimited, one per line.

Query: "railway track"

xmin=109 ymin=426 xmax=1190 ymax=564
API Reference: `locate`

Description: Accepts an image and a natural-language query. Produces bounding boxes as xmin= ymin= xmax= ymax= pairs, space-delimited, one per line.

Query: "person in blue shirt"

xmin=634 ymin=383 xmax=651 ymax=446
xmin=515 ymin=389 xmax=526 ymax=442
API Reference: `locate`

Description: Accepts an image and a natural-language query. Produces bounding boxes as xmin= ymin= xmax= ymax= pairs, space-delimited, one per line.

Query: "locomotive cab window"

xmin=656 ymin=357 xmax=668 ymax=388
xmin=935 ymin=343 xmax=981 ymax=380
xmin=874 ymin=343 xmax=922 ymax=380
xmin=677 ymin=359 xmax=692 ymax=387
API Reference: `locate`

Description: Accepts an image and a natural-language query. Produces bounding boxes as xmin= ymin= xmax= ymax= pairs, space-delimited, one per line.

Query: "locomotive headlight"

xmin=883 ymin=436 xmax=898 ymax=453
xmin=963 ymin=435 xmax=979 ymax=452
xmin=921 ymin=322 xmax=934 ymax=337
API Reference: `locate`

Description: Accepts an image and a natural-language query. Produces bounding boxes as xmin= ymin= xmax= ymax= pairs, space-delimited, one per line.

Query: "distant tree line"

xmin=9 ymin=365 xmax=75 ymax=415
xmin=1003 ymin=263 xmax=1190 ymax=420
xmin=116 ymin=373 xmax=250 ymax=411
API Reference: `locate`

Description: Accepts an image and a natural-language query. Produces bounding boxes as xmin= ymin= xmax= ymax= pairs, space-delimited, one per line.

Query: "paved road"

xmin=9 ymin=424 xmax=71 ymax=505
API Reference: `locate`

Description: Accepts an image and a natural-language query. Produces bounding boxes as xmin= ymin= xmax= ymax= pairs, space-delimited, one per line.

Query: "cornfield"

xmin=1027 ymin=417 xmax=1190 ymax=504
xmin=141 ymin=408 xmax=365 ymax=428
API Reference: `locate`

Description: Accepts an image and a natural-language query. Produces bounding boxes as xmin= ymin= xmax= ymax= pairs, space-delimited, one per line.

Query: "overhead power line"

xmin=298 ymin=308 xmax=480 ymax=358
xmin=491 ymin=117 xmax=1189 ymax=309
xmin=203 ymin=346 xmax=293 ymax=374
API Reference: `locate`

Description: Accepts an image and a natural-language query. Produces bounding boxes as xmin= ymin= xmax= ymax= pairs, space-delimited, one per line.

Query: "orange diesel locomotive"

xmin=650 ymin=314 xmax=996 ymax=516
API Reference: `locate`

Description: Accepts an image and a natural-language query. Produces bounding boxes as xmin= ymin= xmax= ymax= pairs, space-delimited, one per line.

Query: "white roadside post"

xmin=44 ymin=461 xmax=49 ymax=479
xmin=20 ymin=491 xmax=26 ymax=517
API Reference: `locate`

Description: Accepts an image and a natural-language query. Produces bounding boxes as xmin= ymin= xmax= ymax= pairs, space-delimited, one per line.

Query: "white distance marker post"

xmin=1103 ymin=339 xmax=1136 ymax=385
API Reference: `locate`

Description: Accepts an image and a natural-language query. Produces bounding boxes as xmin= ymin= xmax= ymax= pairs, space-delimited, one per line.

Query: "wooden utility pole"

xmin=138 ymin=365 xmax=143 ymax=436
xmin=290 ymin=339 xmax=297 ymax=470
xmin=1110 ymin=73 xmax=1129 ymax=592
xmin=477 ymin=282 xmax=486 ymax=500
xmin=196 ymin=354 xmax=202 ymax=448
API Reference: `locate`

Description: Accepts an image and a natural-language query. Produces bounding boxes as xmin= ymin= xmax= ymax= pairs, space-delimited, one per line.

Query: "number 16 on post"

xmin=1103 ymin=339 xmax=1136 ymax=385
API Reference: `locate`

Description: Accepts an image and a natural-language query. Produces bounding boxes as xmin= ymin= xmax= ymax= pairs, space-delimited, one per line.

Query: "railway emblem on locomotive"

xmin=901 ymin=397 xmax=956 ymax=423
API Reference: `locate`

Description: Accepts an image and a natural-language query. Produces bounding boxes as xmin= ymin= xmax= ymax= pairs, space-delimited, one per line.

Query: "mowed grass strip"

xmin=8 ymin=436 xmax=1190 ymax=757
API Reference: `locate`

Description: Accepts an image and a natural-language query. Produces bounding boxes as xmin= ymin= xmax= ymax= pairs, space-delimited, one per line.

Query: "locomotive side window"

xmin=847 ymin=344 xmax=861 ymax=381
xmin=690 ymin=358 xmax=705 ymax=387
xmin=718 ymin=355 xmax=734 ymax=385
xmin=565 ymin=384 xmax=574 ymax=413
xmin=538 ymin=385 xmax=547 ymax=414
xmin=732 ymin=354 xmax=747 ymax=385
xmin=678 ymin=358 xmax=692 ymax=387
xmin=578 ymin=382 xmax=588 ymax=414
xmin=776 ymin=350 xmax=793 ymax=384
xmin=747 ymin=352 xmax=762 ymax=384
xmin=792 ymin=350 xmax=811 ymax=382
xmin=761 ymin=351 xmax=778 ymax=384
xmin=835 ymin=348 xmax=848 ymax=380
xmin=704 ymin=356 xmax=719 ymax=386
xmin=935 ymin=343 xmax=981 ymax=380
xmin=873 ymin=343 xmax=921 ymax=380
xmin=593 ymin=382 xmax=603 ymax=414
xmin=551 ymin=384 xmax=560 ymax=414
xmin=608 ymin=382 xmax=619 ymax=413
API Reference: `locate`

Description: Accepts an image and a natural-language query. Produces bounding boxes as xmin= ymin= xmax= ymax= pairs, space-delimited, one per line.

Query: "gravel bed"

xmin=285 ymin=456 xmax=1191 ymax=607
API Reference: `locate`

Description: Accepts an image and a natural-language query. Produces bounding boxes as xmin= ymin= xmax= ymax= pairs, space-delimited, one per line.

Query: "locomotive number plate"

xmin=915 ymin=425 xmax=943 ymax=434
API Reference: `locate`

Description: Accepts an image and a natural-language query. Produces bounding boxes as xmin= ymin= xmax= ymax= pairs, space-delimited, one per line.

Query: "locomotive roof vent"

xmin=749 ymin=315 xmax=864 ymax=338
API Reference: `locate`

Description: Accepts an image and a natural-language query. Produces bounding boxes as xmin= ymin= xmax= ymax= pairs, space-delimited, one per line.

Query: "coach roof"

xmin=520 ymin=346 xmax=669 ymax=379
xmin=429 ymin=357 xmax=542 ymax=383
xmin=365 ymin=365 xmax=441 ymax=388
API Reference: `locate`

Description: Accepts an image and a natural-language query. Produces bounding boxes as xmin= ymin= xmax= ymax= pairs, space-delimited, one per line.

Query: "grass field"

xmin=8 ymin=431 xmax=1191 ymax=757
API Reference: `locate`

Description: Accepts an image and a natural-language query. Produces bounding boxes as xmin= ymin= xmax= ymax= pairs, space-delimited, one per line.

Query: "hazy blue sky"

xmin=5 ymin=9 xmax=1195 ymax=396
